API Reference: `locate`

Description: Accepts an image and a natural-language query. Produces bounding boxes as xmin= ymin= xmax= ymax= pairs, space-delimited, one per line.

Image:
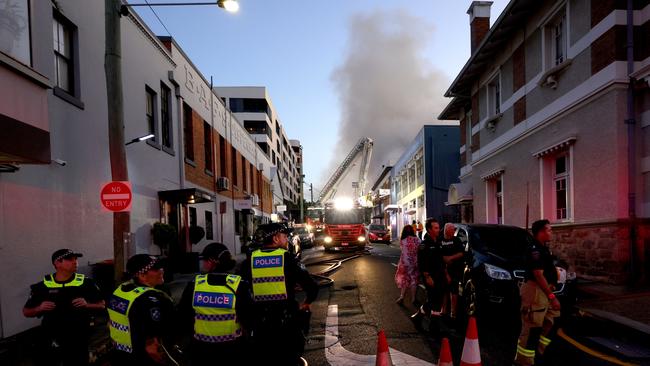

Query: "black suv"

xmin=453 ymin=224 xmax=576 ymax=318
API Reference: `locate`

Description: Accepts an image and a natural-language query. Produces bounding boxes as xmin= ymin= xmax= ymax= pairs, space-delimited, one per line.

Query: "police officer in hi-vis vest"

xmin=178 ymin=242 xmax=252 ymax=365
xmin=241 ymin=223 xmax=319 ymax=366
xmin=23 ymin=249 xmax=105 ymax=366
xmin=108 ymin=254 xmax=176 ymax=365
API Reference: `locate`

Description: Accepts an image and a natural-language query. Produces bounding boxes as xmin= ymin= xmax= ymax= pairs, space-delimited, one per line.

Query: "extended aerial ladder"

xmin=319 ymin=137 xmax=374 ymax=203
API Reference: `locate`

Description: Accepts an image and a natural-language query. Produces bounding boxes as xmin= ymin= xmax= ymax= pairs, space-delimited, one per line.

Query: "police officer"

xmin=178 ymin=242 xmax=251 ymax=365
xmin=23 ymin=249 xmax=105 ymax=366
xmin=440 ymin=223 xmax=464 ymax=319
xmin=415 ymin=218 xmax=445 ymax=320
xmin=108 ymin=254 xmax=176 ymax=365
xmin=514 ymin=219 xmax=560 ymax=366
xmin=241 ymin=223 xmax=319 ymax=366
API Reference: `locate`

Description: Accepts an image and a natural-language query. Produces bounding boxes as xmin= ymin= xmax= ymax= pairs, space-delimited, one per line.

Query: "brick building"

xmin=440 ymin=0 xmax=650 ymax=283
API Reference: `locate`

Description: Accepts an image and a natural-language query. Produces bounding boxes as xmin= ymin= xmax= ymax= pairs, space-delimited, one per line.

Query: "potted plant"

xmin=152 ymin=222 xmax=177 ymax=255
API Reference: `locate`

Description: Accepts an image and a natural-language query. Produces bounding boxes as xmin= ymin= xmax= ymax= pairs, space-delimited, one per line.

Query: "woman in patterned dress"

xmin=395 ymin=224 xmax=420 ymax=306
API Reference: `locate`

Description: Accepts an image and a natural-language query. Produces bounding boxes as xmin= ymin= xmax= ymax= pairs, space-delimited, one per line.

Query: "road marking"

xmin=325 ymin=304 xmax=435 ymax=366
xmin=557 ymin=328 xmax=637 ymax=366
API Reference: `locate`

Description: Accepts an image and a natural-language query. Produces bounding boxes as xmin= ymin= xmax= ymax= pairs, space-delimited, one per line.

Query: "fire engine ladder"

xmin=319 ymin=137 xmax=374 ymax=202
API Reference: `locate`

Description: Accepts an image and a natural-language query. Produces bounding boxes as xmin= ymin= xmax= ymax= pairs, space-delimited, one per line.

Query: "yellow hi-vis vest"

xmin=251 ymin=248 xmax=288 ymax=302
xmin=43 ymin=273 xmax=85 ymax=288
xmin=192 ymin=274 xmax=242 ymax=343
xmin=107 ymin=282 xmax=163 ymax=353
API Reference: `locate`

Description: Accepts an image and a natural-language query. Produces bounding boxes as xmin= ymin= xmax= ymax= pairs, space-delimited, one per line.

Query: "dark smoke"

xmin=325 ymin=10 xmax=451 ymax=189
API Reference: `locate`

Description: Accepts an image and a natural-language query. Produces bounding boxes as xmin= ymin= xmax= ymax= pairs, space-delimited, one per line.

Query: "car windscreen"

xmin=369 ymin=225 xmax=386 ymax=231
xmin=468 ymin=227 xmax=531 ymax=262
xmin=325 ymin=210 xmax=362 ymax=225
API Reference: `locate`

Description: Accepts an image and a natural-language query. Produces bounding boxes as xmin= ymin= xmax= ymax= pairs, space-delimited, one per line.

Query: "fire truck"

xmin=316 ymin=137 xmax=374 ymax=251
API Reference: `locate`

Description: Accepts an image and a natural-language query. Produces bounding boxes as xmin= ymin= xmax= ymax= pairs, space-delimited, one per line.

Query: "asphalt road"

xmin=301 ymin=244 xmax=650 ymax=366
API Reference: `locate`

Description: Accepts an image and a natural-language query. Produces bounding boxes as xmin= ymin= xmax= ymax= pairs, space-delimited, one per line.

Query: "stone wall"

xmin=552 ymin=220 xmax=650 ymax=284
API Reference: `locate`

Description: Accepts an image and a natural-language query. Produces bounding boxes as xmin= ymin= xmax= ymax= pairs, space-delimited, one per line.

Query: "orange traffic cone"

xmin=438 ymin=337 xmax=453 ymax=366
xmin=376 ymin=329 xmax=393 ymax=366
xmin=460 ymin=317 xmax=481 ymax=366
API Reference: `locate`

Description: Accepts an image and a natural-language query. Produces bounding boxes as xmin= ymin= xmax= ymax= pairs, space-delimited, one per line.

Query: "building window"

xmin=205 ymin=211 xmax=213 ymax=240
xmin=234 ymin=210 xmax=241 ymax=235
xmin=554 ymin=155 xmax=569 ymax=220
xmin=183 ymin=103 xmax=194 ymax=161
xmin=203 ymin=121 xmax=213 ymax=173
xmin=544 ymin=9 xmax=567 ymax=69
xmin=486 ymin=175 xmax=504 ymax=224
xmin=145 ymin=87 xmax=158 ymax=144
xmin=160 ymin=82 xmax=173 ymax=151
xmin=242 ymin=155 xmax=248 ymax=192
xmin=488 ymin=74 xmax=501 ymax=116
xmin=1 ymin=0 xmax=31 ymax=65
xmin=231 ymin=146 xmax=238 ymax=187
xmin=540 ymin=147 xmax=573 ymax=222
xmin=219 ymin=135 xmax=227 ymax=177
xmin=53 ymin=15 xmax=73 ymax=93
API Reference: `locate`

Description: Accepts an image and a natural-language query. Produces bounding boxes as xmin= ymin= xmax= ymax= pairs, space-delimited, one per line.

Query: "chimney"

xmin=467 ymin=1 xmax=493 ymax=54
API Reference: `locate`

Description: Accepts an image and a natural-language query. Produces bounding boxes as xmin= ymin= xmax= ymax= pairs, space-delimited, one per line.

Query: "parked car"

xmin=367 ymin=224 xmax=391 ymax=243
xmin=294 ymin=226 xmax=315 ymax=249
xmin=453 ymin=224 xmax=576 ymax=319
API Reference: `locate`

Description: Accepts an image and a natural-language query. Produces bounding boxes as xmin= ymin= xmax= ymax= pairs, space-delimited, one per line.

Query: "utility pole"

xmin=299 ymin=174 xmax=305 ymax=222
xmin=105 ymin=0 xmax=128 ymax=283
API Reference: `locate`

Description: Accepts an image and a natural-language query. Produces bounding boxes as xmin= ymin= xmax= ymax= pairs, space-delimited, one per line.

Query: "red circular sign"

xmin=101 ymin=181 xmax=132 ymax=212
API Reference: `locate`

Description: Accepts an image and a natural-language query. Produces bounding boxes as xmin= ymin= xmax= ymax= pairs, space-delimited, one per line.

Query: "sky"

xmin=133 ymin=0 xmax=509 ymax=199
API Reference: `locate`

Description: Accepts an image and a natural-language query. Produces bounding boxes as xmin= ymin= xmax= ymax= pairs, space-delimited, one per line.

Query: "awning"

xmin=481 ymin=168 xmax=505 ymax=181
xmin=384 ymin=204 xmax=401 ymax=212
xmin=532 ymin=136 xmax=577 ymax=158
xmin=158 ymin=188 xmax=214 ymax=204
xmin=446 ymin=183 xmax=473 ymax=205
xmin=405 ymin=209 xmax=417 ymax=215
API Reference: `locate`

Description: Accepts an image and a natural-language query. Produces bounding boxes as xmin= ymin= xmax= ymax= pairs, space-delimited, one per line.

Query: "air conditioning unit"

xmin=251 ymin=194 xmax=260 ymax=206
xmin=216 ymin=177 xmax=230 ymax=191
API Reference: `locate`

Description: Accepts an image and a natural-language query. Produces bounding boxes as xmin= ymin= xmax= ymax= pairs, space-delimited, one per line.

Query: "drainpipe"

xmin=626 ymin=0 xmax=637 ymax=284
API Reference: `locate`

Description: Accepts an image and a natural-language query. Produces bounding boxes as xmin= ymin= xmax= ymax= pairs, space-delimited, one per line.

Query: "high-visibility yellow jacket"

xmin=251 ymin=249 xmax=288 ymax=302
xmin=192 ymin=273 xmax=242 ymax=343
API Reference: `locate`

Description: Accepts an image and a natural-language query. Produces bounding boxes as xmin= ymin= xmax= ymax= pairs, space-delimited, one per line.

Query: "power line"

xmin=144 ymin=0 xmax=173 ymax=37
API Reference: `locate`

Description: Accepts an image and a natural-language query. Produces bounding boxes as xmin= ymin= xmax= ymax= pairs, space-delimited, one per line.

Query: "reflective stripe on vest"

xmin=251 ymin=249 xmax=288 ymax=302
xmin=107 ymin=282 xmax=162 ymax=353
xmin=192 ymin=273 xmax=242 ymax=343
xmin=43 ymin=273 xmax=85 ymax=288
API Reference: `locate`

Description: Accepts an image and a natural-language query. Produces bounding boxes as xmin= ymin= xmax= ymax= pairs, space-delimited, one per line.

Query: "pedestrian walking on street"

xmin=178 ymin=242 xmax=252 ymax=365
xmin=395 ymin=224 xmax=420 ymax=308
xmin=241 ymin=223 xmax=319 ymax=366
xmin=415 ymin=218 xmax=445 ymax=318
xmin=108 ymin=254 xmax=176 ymax=366
xmin=416 ymin=220 xmax=424 ymax=240
xmin=23 ymin=249 xmax=105 ymax=366
xmin=514 ymin=219 xmax=561 ymax=366
xmin=440 ymin=223 xmax=464 ymax=319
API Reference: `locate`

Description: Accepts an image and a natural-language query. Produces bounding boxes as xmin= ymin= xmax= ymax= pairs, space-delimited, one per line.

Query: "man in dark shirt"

xmin=23 ymin=249 xmax=105 ymax=366
xmin=514 ymin=219 xmax=561 ymax=366
xmin=416 ymin=218 xmax=445 ymax=318
xmin=108 ymin=254 xmax=176 ymax=366
xmin=440 ymin=223 xmax=464 ymax=318
xmin=178 ymin=242 xmax=252 ymax=365
xmin=241 ymin=223 xmax=319 ymax=366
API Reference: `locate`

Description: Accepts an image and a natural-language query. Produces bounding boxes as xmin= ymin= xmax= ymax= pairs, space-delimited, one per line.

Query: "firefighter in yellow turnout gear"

xmin=514 ymin=220 xmax=561 ymax=366
xmin=179 ymin=242 xmax=252 ymax=365
xmin=241 ymin=223 xmax=319 ymax=366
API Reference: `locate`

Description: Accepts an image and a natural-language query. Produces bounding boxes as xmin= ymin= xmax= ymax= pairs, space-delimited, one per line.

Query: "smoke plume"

xmin=325 ymin=10 xmax=451 ymax=191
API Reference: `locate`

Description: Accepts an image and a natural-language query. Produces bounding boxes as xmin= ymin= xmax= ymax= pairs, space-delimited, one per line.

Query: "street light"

xmin=120 ymin=0 xmax=239 ymax=16
xmin=125 ymin=133 xmax=155 ymax=146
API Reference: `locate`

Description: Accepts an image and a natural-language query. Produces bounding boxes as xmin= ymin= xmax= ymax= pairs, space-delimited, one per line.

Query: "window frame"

xmin=0 ymin=0 xmax=32 ymax=66
xmin=160 ymin=81 xmax=174 ymax=154
xmin=183 ymin=103 xmax=195 ymax=163
xmin=52 ymin=9 xmax=84 ymax=109
xmin=553 ymin=154 xmax=570 ymax=221
xmin=539 ymin=147 xmax=574 ymax=223
xmin=205 ymin=211 xmax=214 ymax=240
xmin=541 ymin=3 xmax=569 ymax=71
xmin=145 ymin=86 xmax=160 ymax=149
xmin=203 ymin=121 xmax=213 ymax=175
xmin=485 ymin=174 xmax=505 ymax=224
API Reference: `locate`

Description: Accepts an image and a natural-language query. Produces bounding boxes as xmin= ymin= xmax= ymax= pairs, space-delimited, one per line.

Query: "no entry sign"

xmin=101 ymin=181 xmax=132 ymax=212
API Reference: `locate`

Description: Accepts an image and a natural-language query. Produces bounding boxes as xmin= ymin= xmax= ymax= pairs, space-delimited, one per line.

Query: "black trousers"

xmin=33 ymin=331 xmax=89 ymax=366
xmin=189 ymin=339 xmax=244 ymax=365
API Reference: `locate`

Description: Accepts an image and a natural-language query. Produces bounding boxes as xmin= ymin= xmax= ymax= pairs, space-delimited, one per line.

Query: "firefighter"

xmin=178 ymin=242 xmax=252 ymax=365
xmin=23 ymin=249 xmax=105 ymax=366
xmin=108 ymin=254 xmax=176 ymax=365
xmin=241 ymin=223 xmax=319 ymax=366
xmin=514 ymin=219 xmax=561 ymax=366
